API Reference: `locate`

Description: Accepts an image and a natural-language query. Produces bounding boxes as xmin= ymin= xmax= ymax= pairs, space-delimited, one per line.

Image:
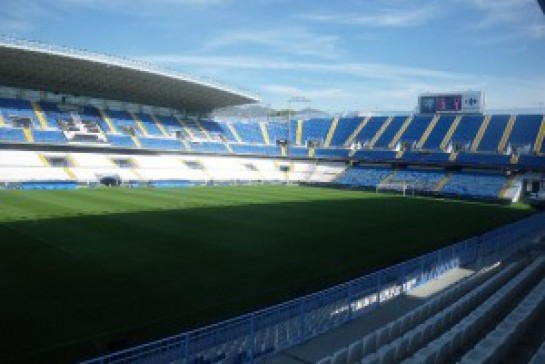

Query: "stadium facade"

xmin=1 ymin=37 xmax=545 ymax=363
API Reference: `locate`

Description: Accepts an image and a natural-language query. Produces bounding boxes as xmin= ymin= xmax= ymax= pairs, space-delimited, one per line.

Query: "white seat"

xmin=347 ymin=340 xmax=363 ymax=363
xmin=362 ymin=332 xmax=378 ymax=357
xmin=317 ymin=356 xmax=333 ymax=364
xmin=332 ymin=348 xmax=347 ymax=364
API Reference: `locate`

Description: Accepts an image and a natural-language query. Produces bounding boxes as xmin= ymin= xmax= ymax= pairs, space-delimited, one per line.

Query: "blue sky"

xmin=1 ymin=0 xmax=545 ymax=112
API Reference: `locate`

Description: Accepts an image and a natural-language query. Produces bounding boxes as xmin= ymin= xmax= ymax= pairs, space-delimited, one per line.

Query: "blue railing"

xmin=82 ymin=212 xmax=545 ymax=364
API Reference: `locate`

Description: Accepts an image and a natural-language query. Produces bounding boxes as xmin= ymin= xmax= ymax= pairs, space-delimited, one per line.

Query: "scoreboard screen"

xmin=418 ymin=91 xmax=484 ymax=114
xmin=420 ymin=95 xmax=462 ymax=113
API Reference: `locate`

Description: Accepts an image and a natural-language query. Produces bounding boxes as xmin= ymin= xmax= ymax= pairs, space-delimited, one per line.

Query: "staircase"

xmin=449 ymin=151 xmax=459 ymax=161
xmin=435 ymin=173 xmax=452 ymax=192
xmin=180 ymin=139 xmax=191 ymax=151
xmin=280 ymin=144 xmax=287 ymax=157
xmin=498 ymin=115 xmax=516 ymax=152
xmin=23 ymin=127 xmax=34 ymax=142
xmin=368 ymin=116 xmax=393 ymax=149
xmin=99 ymin=109 xmax=117 ymax=133
xmin=0 ymin=114 xmax=5 ymax=126
xmin=63 ymin=167 xmax=77 ymax=180
xmin=344 ymin=117 xmax=370 ymax=147
xmin=195 ymin=120 xmax=212 ymax=141
xmin=308 ymin=146 xmax=315 ymax=158
xmin=499 ymin=176 xmax=516 ymax=200
xmin=259 ymin=122 xmax=270 ymax=145
xmin=131 ymin=168 xmax=145 ymax=181
xmin=510 ymin=154 xmax=520 ymax=165
xmin=130 ymin=112 xmax=148 ymax=137
xmin=389 ymin=116 xmax=413 ymax=149
xmin=323 ymin=117 xmax=339 ymax=147
xmin=223 ymin=141 xmax=234 ymax=153
xmin=417 ymin=115 xmax=440 ymax=149
xmin=31 ymin=101 xmax=49 ymax=129
xmin=296 ymin=120 xmax=304 ymax=145
xmin=178 ymin=119 xmax=196 ymax=139
xmin=396 ymin=150 xmax=405 ymax=159
xmin=37 ymin=153 xmax=50 ymax=166
xmin=533 ymin=116 xmax=545 ymax=154
xmin=150 ymin=114 xmax=169 ymax=137
xmin=226 ymin=123 xmax=242 ymax=143
xmin=440 ymin=115 xmax=461 ymax=151
xmin=130 ymin=136 xmax=141 ymax=148
xmin=471 ymin=115 xmax=491 ymax=152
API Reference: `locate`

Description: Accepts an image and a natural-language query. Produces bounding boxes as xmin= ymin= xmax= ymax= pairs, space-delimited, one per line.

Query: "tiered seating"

xmin=32 ymin=130 xmax=67 ymax=144
xmin=459 ymin=273 xmax=545 ymax=363
xmin=329 ymin=117 xmax=361 ymax=147
xmin=37 ymin=101 xmax=67 ymax=128
xmin=390 ymin=169 xmax=445 ymax=191
xmin=422 ymin=115 xmax=456 ymax=150
xmin=399 ymin=115 xmax=432 ymax=145
xmin=231 ymin=122 xmax=264 ymax=143
xmin=374 ymin=116 xmax=406 ymax=149
xmin=183 ymin=119 xmax=208 ymax=139
xmin=441 ymin=171 xmax=506 ymax=199
xmin=135 ymin=113 xmax=164 ymax=136
xmin=450 ymin=115 xmax=483 ymax=146
xmin=530 ymin=339 xmax=545 ymax=364
xmin=0 ymin=98 xmax=40 ymax=128
xmin=0 ymin=96 xmax=544 ymax=169
xmin=265 ymin=122 xmax=288 ymax=143
xmin=353 ymin=117 xmax=386 ymax=146
xmin=155 ymin=115 xmax=183 ymax=134
xmin=508 ymin=114 xmax=543 ymax=148
xmin=478 ymin=115 xmax=510 ymax=152
xmin=301 ymin=118 xmax=332 ymax=144
xmin=0 ymin=127 xmax=26 ymax=143
xmin=107 ymin=110 xmax=141 ymax=135
xmin=317 ymin=256 xmax=545 ymax=364
xmin=336 ymin=166 xmax=391 ymax=187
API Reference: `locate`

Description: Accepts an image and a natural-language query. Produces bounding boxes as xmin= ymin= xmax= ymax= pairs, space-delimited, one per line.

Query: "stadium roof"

xmin=0 ymin=36 xmax=260 ymax=112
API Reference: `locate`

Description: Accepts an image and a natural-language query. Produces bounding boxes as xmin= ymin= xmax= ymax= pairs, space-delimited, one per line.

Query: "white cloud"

xmin=203 ymin=27 xmax=340 ymax=59
xmin=460 ymin=0 xmax=545 ymax=40
xmin=302 ymin=6 xmax=440 ymax=28
xmin=141 ymin=54 xmax=474 ymax=82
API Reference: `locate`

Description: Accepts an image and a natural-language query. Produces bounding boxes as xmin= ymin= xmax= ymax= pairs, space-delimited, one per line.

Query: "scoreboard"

xmin=418 ymin=91 xmax=484 ymax=114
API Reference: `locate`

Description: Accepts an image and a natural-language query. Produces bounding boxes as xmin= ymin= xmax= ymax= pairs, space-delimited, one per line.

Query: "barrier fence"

xmin=83 ymin=212 xmax=545 ymax=364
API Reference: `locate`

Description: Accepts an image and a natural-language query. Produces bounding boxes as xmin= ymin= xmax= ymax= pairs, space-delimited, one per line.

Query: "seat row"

xmin=316 ymin=261 xmax=514 ymax=364
xmin=317 ymin=256 xmax=545 ymax=364
xmin=404 ymin=256 xmax=545 ymax=363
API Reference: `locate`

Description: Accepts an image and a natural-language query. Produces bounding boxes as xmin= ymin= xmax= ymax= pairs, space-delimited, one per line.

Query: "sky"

xmin=1 ymin=0 xmax=545 ymax=113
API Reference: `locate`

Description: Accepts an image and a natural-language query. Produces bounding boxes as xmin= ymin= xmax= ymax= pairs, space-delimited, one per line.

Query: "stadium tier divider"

xmin=80 ymin=212 xmax=545 ymax=364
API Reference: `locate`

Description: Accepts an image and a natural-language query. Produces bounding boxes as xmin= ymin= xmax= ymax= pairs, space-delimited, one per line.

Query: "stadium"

xmin=1 ymin=3 xmax=545 ymax=363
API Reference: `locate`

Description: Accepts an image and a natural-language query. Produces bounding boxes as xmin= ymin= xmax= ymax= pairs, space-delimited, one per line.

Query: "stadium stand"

xmin=0 ymin=93 xmax=543 ymax=204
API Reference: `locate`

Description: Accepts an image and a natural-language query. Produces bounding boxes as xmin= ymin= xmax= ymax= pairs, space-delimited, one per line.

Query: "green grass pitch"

xmin=0 ymin=185 xmax=533 ymax=363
